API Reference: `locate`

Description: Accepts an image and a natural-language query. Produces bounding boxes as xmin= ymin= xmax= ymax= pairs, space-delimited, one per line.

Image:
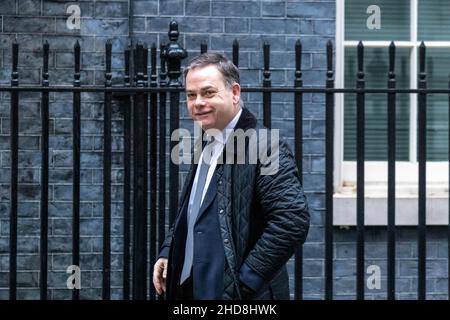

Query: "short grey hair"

xmin=183 ymin=52 xmax=240 ymax=88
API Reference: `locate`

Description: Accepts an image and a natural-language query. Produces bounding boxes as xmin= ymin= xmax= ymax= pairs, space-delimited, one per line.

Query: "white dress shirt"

xmin=188 ymin=108 xmax=243 ymax=210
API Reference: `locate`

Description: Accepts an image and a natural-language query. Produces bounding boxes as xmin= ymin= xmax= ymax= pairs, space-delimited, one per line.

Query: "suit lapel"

xmin=194 ymin=172 xmax=217 ymax=224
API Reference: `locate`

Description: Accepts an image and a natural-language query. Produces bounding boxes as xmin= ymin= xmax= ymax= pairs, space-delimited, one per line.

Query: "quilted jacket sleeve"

xmin=158 ymin=226 xmax=174 ymax=259
xmin=241 ymin=138 xmax=310 ymax=287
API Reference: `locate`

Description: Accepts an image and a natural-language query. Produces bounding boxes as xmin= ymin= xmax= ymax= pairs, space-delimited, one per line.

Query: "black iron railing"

xmin=0 ymin=20 xmax=448 ymax=300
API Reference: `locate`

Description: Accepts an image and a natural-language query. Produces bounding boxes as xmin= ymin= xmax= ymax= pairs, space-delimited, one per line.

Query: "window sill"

xmin=334 ymin=186 xmax=449 ymax=226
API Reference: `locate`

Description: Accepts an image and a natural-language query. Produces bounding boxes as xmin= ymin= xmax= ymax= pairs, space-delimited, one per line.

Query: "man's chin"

xmin=195 ymin=120 xmax=214 ymax=131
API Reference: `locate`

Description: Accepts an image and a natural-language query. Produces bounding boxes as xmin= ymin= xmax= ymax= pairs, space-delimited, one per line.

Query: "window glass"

xmin=344 ymin=47 xmax=410 ymax=160
xmin=345 ymin=0 xmax=410 ymax=41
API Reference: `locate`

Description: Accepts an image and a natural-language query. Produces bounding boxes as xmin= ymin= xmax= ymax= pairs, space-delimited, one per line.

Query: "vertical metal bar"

xmin=9 ymin=41 xmax=19 ymax=301
xmin=387 ymin=41 xmax=397 ymax=300
xmin=72 ymin=40 xmax=81 ymax=301
xmin=158 ymin=44 xmax=167 ymax=257
xmin=233 ymin=40 xmax=239 ymax=67
xmin=133 ymin=43 xmax=148 ymax=300
xmin=293 ymin=39 xmax=303 ymax=300
xmin=149 ymin=43 xmax=158 ymax=300
xmin=418 ymin=41 xmax=427 ymax=300
xmin=448 ymin=71 xmax=450 ymax=301
xmin=263 ymin=42 xmax=271 ymax=128
xmin=103 ymin=40 xmax=112 ymax=300
xmin=356 ymin=41 xmax=365 ymax=300
xmin=325 ymin=40 xmax=334 ymax=301
xmin=169 ymin=93 xmax=179 ymax=226
xmin=123 ymin=46 xmax=131 ymax=300
xmin=200 ymin=40 xmax=207 ymax=54
xmin=40 ymin=41 xmax=50 ymax=301
xmin=166 ymin=21 xmax=187 ymax=225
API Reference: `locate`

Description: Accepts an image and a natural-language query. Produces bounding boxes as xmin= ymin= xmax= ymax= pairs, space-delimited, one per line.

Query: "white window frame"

xmin=334 ymin=0 xmax=449 ymax=225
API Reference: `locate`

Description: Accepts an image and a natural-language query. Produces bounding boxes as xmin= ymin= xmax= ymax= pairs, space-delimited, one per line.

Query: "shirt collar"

xmin=206 ymin=108 xmax=242 ymax=145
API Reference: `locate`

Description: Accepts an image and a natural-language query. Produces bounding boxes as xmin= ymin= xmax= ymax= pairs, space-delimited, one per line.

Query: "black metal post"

xmin=233 ymin=40 xmax=239 ymax=67
xmin=72 ymin=40 xmax=81 ymax=301
xmin=387 ymin=41 xmax=397 ymax=300
xmin=325 ymin=40 xmax=334 ymax=301
xmin=132 ymin=43 xmax=148 ymax=300
xmin=9 ymin=41 xmax=19 ymax=301
xmin=294 ymin=39 xmax=303 ymax=300
xmin=418 ymin=41 xmax=427 ymax=300
xmin=103 ymin=40 xmax=112 ymax=300
xmin=356 ymin=41 xmax=365 ymax=300
xmin=123 ymin=46 xmax=131 ymax=300
xmin=149 ymin=43 xmax=158 ymax=300
xmin=263 ymin=42 xmax=271 ymax=128
xmin=165 ymin=21 xmax=187 ymax=225
xmin=158 ymin=43 xmax=167 ymax=255
xmin=40 ymin=40 xmax=49 ymax=300
xmin=200 ymin=41 xmax=207 ymax=54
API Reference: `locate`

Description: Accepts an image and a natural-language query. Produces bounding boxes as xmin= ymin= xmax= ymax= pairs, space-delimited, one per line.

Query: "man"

xmin=153 ymin=53 xmax=309 ymax=300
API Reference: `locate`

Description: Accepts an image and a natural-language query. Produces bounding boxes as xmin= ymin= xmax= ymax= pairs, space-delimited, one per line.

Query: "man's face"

xmin=185 ymin=65 xmax=241 ymax=131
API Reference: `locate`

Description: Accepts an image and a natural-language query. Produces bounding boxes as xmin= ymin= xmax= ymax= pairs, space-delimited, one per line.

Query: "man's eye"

xmin=204 ymin=91 xmax=215 ymax=97
xmin=187 ymin=93 xmax=196 ymax=99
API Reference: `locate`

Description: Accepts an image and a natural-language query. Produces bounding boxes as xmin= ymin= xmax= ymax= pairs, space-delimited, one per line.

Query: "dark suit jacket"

xmin=163 ymin=162 xmax=225 ymax=299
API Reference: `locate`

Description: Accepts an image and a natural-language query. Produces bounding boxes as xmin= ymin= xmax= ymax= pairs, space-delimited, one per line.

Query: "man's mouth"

xmin=195 ymin=111 xmax=212 ymax=117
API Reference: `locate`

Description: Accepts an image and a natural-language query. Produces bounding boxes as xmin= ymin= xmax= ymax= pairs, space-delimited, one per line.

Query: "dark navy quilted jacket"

xmin=162 ymin=107 xmax=310 ymax=300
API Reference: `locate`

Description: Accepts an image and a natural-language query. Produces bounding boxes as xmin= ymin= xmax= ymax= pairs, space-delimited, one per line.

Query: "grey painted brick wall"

xmin=0 ymin=0 xmax=448 ymax=300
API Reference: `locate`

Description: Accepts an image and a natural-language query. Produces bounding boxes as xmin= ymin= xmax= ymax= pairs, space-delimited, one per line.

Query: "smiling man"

xmin=153 ymin=53 xmax=310 ymax=300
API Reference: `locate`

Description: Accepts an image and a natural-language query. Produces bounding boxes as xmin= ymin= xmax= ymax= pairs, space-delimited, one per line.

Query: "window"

xmin=334 ymin=0 xmax=449 ymax=225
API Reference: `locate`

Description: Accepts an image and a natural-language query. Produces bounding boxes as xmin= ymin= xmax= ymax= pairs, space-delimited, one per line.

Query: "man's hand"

xmin=153 ymin=258 xmax=168 ymax=295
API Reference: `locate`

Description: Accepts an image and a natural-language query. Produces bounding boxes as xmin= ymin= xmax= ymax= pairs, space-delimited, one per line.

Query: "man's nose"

xmin=194 ymin=94 xmax=205 ymax=107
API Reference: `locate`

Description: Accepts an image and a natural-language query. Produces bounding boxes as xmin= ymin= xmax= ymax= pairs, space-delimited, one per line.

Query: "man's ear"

xmin=232 ymin=83 xmax=241 ymax=106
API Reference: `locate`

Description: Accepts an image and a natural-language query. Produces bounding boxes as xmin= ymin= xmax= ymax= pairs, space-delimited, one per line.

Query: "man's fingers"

xmin=153 ymin=269 xmax=162 ymax=295
xmin=153 ymin=258 xmax=168 ymax=295
xmin=162 ymin=262 xmax=167 ymax=279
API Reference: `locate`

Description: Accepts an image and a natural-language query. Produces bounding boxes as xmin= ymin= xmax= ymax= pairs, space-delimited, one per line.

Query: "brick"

xmin=250 ymin=18 xmax=298 ymax=35
xmin=287 ymin=2 xmax=335 ymax=19
xmin=311 ymin=156 xmax=325 ymax=173
xmin=262 ymin=2 xmax=285 ymax=17
xmin=95 ymin=2 xmax=129 ymax=18
xmin=80 ymin=253 xmax=102 ymax=269
xmin=18 ymin=237 xmax=39 ymax=253
xmin=17 ymin=201 xmax=39 ymax=217
xmin=311 ymin=120 xmax=325 ymax=138
xmin=303 ymin=139 xmax=325 ymax=155
xmin=299 ymin=20 xmax=314 ymax=34
xmin=17 ymin=254 xmax=39 ymax=270
xmin=50 ymin=150 xmax=72 ymax=167
xmin=80 ymin=218 xmax=102 ymax=236
xmin=18 ymin=185 xmax=40 ymax=201
xmin=48 ymin=271 xmax=69 ymax=288
xmin=334 ymin=277 xmax=356 ymax=294
xmin=145 ymin=17 xmax=172 ymax=33
xmin=313 ymin=20 xmax=335 ymax=35
xmin=17 ymin=0 xmax=41 ymax=16
xmin=303 ymin=259 xmax=323 ymax=277
xmin=0 ymin=1 xmax=17 ymax=15
xmin=334 ymin=259 xmax=356 ymax=277
xmin=160 ymin=0 xmax=184 ymax=16
xmin=133 ymin=0 xmax=158 ymax=16
xmin=186 ymin=0 xmax=210 ymax=16
xmin=312 ymin=53 xmax=328 ymax=70
xmin=178 ymin=17 xmax=224 ymax=33
xmin=212 ymin=1 xmax=260 ymax=17
xmin=42 ymin=2 xmax=94 ymax=17
xmin=81 ymin=19 xmax=129 ymax=36
xmin=4 ymin=17 xmax=55 ymax=33
xmin=225 ymin=18 xmax=249 ymax=34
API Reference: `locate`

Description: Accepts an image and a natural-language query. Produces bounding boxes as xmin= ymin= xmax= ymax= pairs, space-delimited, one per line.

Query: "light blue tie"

xmin=180 ymin=138 xmax=214 ymax=284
